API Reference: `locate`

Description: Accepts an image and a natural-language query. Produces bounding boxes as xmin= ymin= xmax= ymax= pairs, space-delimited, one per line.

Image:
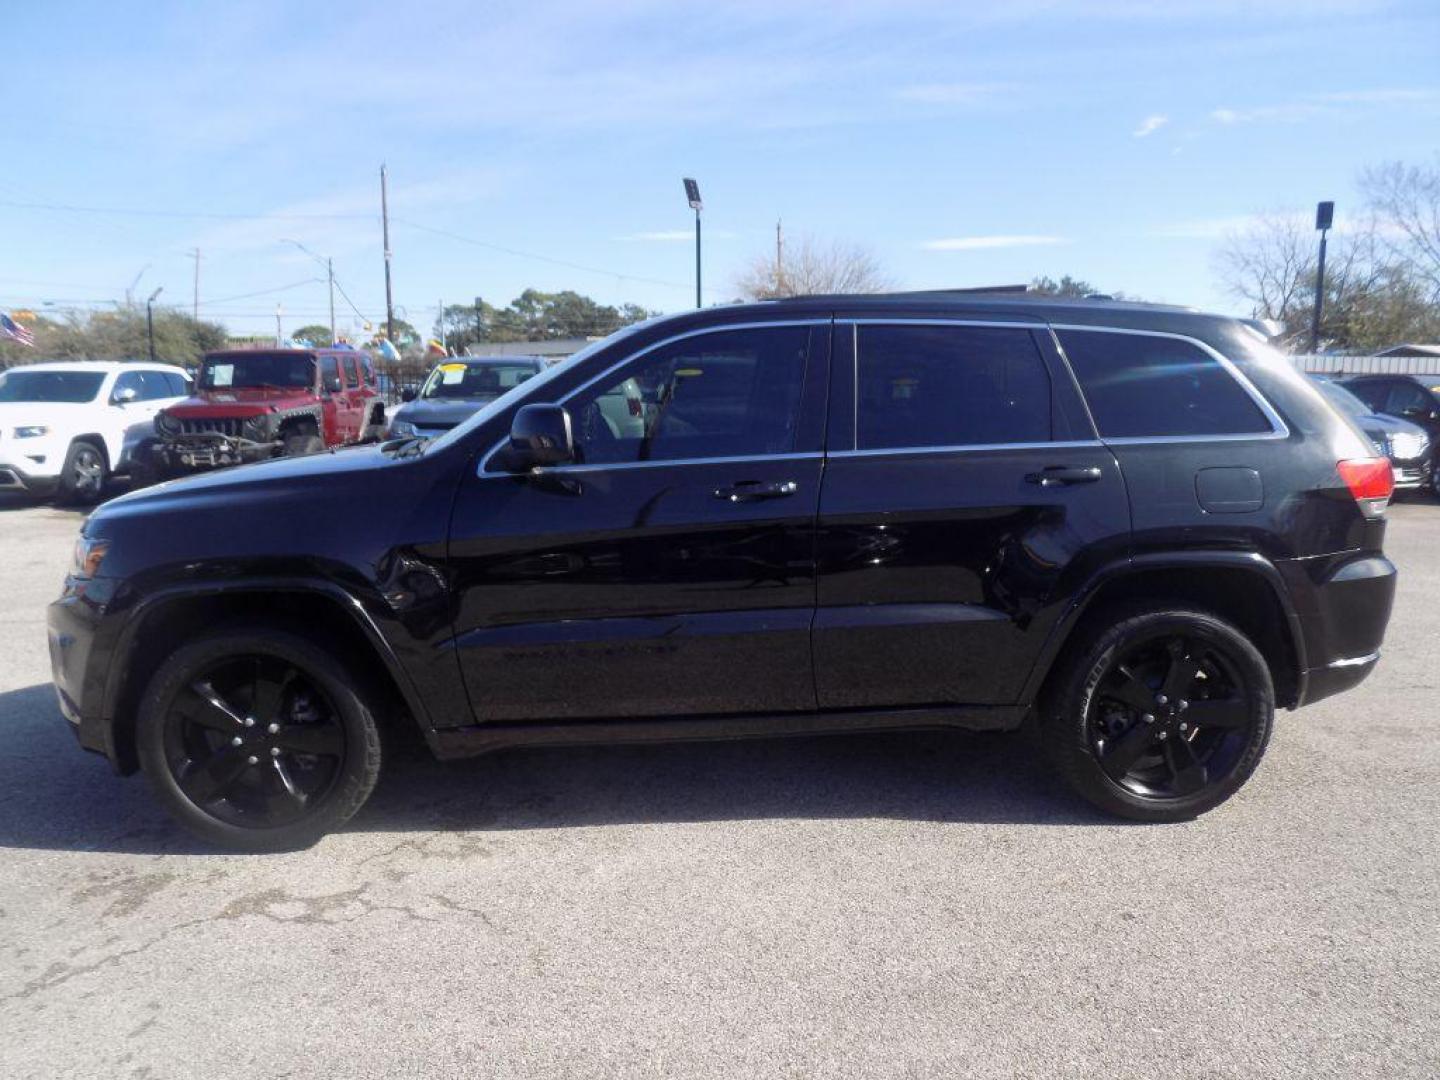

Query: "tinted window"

xmin=343 ymin=356 xmax=361 ymax=387
xmin=360 ymin=353 xmax=375 ymax=385
xmin=321 ymin=356 xmax=341 ymax=388
xmin=164 ymin=372 xmax=190 ymax=396
xmin=1057 ymin=330 xmax=1270 ymax=438
xmin=1344 ymin=380 xmax=1387 ymax=410
xmin=855 ymin=325 xmax=1050 ymax=450
xmin=1383 ymin=381 xmax=1432 ymax=417
xmin=422 ymin=361 xmax=538 ymax=400
xmin=568 ymin=326 xmax=809 ymax=465
xmin=201 ymin=354 xmax=313 ymax=389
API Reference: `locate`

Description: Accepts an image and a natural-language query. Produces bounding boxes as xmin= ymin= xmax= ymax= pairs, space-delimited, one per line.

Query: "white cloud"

xmin=1132 ymin=114 xmax=1169 ymax=137
xmin=1211 ymin=88 xmax=1438 ymax=126
xmin=922 ymin=235 xmax=1067 ymax=251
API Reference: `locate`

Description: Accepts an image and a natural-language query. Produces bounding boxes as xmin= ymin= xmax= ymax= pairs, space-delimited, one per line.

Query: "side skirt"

xmin=428 ymin=704 xmax=1029 ymax=760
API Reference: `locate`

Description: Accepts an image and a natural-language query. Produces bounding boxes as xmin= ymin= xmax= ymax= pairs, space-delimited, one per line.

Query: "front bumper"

xmin=157 ymin=433 xmax=277 ymax=469
xmin=0 ymin=460 xmax=60 ymax=495
xmin=47 ymin=580 xmax=124 ymax=766
xmin=1390 ymin=457 xmax=1430 ymax=491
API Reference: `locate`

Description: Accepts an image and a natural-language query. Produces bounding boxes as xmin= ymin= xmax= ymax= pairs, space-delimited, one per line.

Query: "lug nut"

xmin=270 ymin=747 xmax=281 ymax=757
xmin=230 ymin=736 xmax=243 ymax=747
xmin=243 ymin=717 xmax=255 ymax=728
xmin=1158 ymin=731 xmax=1169 ymax=740
xmin=1177 ymin=700 xmax=1189 ymax=712
xmin=1141 ymin=713 xmax=1155 ymax=725
xmin=246 ymin=755 xmax=259 ymax=765
xmin=1156 ymin=694 xmax=1169 ymax=706
xmin=267 ymin=723 xmax=280 ymax=734
xmin=1179 ymin=722 xmax=1189 ymax=732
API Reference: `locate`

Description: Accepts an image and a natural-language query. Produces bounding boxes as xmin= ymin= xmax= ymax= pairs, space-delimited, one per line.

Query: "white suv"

xmin=0 ymin=361 xmax=191 ymax=503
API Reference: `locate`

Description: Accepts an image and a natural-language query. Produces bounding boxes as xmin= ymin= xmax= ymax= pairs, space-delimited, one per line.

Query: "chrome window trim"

xmin=530 ymin=451 xmax=825 ymax=476
xmin=1047 ymin=323 xmax=1290 ymax=443
xmin=829 ymin=439 xmax=1104 ymax=460
xmin=479 ymin=318 xmax=830 ymax=475
xmin=841 ymin=317 xmax=1055 ymax=455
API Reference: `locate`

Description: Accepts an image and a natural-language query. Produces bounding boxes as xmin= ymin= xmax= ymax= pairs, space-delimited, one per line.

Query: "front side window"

xmin=343 ymin=356 xmax=361 ymax=387
xmin=855 ymin=324 xmax=1051 ymax=450
xmin=567 ymin=326 xmax=810 ymax=465
xmin=1056 ymin=329 xmax=1271 ymax=439
xmin=321 ymin=356 xmax=341 ymax=389
xmin=1383 ymin=381 xmax=1431 ymax=417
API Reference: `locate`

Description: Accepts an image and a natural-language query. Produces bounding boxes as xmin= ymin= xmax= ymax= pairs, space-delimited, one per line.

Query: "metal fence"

xmin=1288 ymin=354 xmax=1440 ymax=376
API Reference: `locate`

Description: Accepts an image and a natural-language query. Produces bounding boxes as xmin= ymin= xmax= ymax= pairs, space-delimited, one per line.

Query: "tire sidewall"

xmin=136 ymin=629 xmax=381 ymax=851
xmin=1049 ymin=609 xmax=1275 ymax=821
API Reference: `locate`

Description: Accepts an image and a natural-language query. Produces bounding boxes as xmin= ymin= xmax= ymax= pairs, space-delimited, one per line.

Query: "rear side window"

xmin=343 ymin=356 xmax=361 ymax=387
xmin=321 ymin=356 xmax=341 ymax=388
xmin=1056 ymin=329 xmax=1271 ymax=439
xmin=855 ymin=324 xmax=1050 ymax=450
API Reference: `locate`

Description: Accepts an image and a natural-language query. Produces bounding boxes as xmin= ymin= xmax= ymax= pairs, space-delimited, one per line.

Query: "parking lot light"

xmin=684 ymin=178 xmax=702 ymax=309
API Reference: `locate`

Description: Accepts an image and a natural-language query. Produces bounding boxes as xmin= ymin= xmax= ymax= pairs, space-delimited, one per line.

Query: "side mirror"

xmin=112 ymin=386 xmax=138 ymax=405
xmin=323 ymin=375 xmax=343 ymax=394
xmin=401 ymin=385 xmax=418 ymax=403
xmin=507 ymin=403 xmax=574 ymax=470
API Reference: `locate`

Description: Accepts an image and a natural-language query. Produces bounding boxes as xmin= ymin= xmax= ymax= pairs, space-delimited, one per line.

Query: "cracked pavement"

xmin=1 ymin=491 xmax=1437 ymax=1079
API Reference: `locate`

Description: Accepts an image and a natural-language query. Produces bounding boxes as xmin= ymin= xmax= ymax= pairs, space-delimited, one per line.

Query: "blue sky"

xmin=3 ymin=0 xmax=1437 ymax=338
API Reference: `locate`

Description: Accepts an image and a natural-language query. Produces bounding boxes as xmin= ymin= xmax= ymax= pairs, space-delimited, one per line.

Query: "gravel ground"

xmin=0 ymin=489 xmax=1436 ymax=1079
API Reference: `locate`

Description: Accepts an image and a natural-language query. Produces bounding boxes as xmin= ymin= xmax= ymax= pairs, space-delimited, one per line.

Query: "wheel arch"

xmin=102 ymin=582 xmax=435 ymax=774
xmin=69 ymin=433 xmax=112 ymax=469
xmin=1024 ymin=553 xmax=1307 ymax=712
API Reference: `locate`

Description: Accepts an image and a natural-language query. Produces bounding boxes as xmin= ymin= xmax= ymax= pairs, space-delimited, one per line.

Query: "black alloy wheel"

xmin=1046 ymin=608 xmax=1274 ymax=821
xmin=137 ymin=628 xmax=382 ymax=850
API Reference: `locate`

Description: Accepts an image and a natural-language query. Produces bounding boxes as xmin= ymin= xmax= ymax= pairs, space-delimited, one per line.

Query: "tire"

xmin=1042 ymin=607 xmax=1274 ymax=822
xmin=283 ymin=432 xmax=325 ymax=457
xmin=136 ymin=627 xmax=382 ymax=851
xmin=128 ymin=443 xmax=168 ymax=489
xmin=57 ymin=439 xmax=108 ymax=505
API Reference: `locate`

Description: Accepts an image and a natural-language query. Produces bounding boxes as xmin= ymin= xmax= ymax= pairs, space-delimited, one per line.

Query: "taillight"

xmin=1337 ymin=457 xmax=1394 ymax=519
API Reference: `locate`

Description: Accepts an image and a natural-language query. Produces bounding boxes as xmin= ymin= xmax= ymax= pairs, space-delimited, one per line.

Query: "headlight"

xmin=71 ymin=536 xmax=110 ymax=579
xmin=14 ymin=425 xmax=49 ymax=439
xmin=389 ymin=419 xmax=418 ymax=437
xmin=1390 ymin=431 xmax=1428 ymax=459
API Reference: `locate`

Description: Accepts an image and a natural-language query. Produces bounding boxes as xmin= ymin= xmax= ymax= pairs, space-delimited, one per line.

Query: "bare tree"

xmin=734 ymin=234 xmax=892 ymax=299
xmin=1360 ymin=159 xmax=1440 ymax=303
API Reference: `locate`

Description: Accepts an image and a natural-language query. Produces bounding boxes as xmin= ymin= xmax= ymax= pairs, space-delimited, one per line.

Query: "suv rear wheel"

xmin=135 ymin=627 xmax=382 ymax=851
xmin=1044 ymin=608 xmax=1274 ymax=822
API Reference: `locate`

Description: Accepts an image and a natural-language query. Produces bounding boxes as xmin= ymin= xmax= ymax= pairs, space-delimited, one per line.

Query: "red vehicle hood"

xmin=166 ymin=387 xmax=316 ymax=416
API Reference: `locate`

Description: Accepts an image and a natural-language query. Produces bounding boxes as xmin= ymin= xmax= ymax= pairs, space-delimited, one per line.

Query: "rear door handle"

xmin=1025 ymin=465 xmax=1103 ymax=487
xmin=713 ymin=479 xmax=798 ymax=503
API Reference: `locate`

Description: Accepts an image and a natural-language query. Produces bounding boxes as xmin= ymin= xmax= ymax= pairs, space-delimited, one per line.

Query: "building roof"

xmin=1376 ymin=343 xmax=1440 ymax=358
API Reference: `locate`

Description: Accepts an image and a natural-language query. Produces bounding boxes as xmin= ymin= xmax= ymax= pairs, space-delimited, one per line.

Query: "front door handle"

xmin=1025 ymin=465 xmax=1103 ymax=487
xmin=713 ymin=479 xmax=798 ymax=503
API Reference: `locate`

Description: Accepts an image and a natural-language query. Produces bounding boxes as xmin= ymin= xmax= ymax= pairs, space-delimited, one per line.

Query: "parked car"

xmin=0 ymin=361 xmax=190 ymax=503
xmin=139 ymin=347 xmax=385 ymax=483
xmin=388 ymin=357 xmax=544 ymax=438
xmin=50 ymin=294 xmax=1398 ymax=850
xmin=1341 ymin=374 xmax=1440 ymax=497
xmin=1312 ymin=377 xmax=1431 ymax=492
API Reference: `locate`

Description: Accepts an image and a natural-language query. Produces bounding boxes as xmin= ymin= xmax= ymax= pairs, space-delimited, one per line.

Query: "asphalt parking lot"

xmin=1 ymin=490 xmax=1436 ymax=1079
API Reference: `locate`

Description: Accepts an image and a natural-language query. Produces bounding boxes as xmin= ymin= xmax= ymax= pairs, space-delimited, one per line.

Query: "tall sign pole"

xmin=1310 ymin=200 xmax=1334 ymax=354
xmin=381 ymin=164 xmax=396 ymax=347
xmin=684 ymin=178 xmax=703 ymax=309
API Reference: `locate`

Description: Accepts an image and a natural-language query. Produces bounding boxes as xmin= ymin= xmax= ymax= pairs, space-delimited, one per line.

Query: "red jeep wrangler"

xmin=139 ymin=348 xmax=386 ymax=482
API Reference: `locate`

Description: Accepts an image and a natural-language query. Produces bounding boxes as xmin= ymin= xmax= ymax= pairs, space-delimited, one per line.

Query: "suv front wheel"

xmin=1044 ymin=608 xmax=1274 ymax=822
xmin=136 ymin=627 xmax=382 ymax=851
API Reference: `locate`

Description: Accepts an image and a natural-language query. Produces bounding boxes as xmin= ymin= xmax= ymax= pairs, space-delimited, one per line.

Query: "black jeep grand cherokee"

xmin=49 ymin=294 xmax=1397 ymax=850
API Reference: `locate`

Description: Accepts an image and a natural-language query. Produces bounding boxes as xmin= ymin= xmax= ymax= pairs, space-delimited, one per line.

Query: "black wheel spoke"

xmin=1163 ymin=736 xmax=1208 ymax=796
xmin=1105 ymin=664 xmax=1155 ymax=713
xmin=178 ymin=681 xmax=246 ymax=732
xmin=273 ymin=723 xmax=345 ymax=757
xmin=250 ymin=665 xmax=298 ymax=727
xmin=1159 ymin=640 xmax=1201 ymax=701
xmin=263 ymin=758 xmax=307 ymax=814
xmin=1099 ymin=720 xmax=1158 ymax=782
xmin=1185 ymin=697 xmax=1248 ymax=730
xmin=179 ymin=746 xmax=249 ymax=804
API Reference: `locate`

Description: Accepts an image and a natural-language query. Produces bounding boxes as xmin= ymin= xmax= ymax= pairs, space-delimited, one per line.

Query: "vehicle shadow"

xmin=0 ymin=682 xmax=1113 ymax=856
xmin=0 ymin=483 xmax=133 ymax=514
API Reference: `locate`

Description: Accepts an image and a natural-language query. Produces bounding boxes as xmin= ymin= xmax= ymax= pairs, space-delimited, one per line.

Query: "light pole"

xmin=684 ymin=177 xmax=703 ymax=308
xmin=145 ymin=286 xmax=163 ymax=362
xmin=281 ymin=238 xmax=336 ymax=344
xmin=1311 ymin=201 xmax=1334 ymax=354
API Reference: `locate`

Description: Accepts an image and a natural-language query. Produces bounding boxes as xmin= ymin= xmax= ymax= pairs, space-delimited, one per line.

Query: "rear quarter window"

xmin=1055 ymin=329 xmax=1272 ymax=439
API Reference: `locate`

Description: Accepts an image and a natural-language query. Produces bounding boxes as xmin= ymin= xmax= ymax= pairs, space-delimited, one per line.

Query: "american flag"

xmin=1 ymin=313 xmax=34 ymax=347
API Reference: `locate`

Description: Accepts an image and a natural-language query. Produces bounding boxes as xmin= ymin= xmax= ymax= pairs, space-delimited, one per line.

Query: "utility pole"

xmin=275 ymin=303 xmax=283 ymax=347
xmin=1310 ymin=201 xmax=1334 ymax=354
xmin=438 ymin=298 xmax=446 ymax=353
xmin=474 ymin=296 xmax=483 ymax=353
xmin=146 ymin=286 xmax=163 ymax=362
xmin=189 ymin=248 xmax=201 ymax=320
xmin=326 ymin=257 xmax=336 ymax=345
xmin=381 ymin=164 xmax=396 ymax=347
xmin=775 ymin=218 xmax=785 ymax=295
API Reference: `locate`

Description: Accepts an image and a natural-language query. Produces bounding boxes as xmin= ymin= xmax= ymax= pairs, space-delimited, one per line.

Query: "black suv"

xmin=48 ymin=295 xmax=1398 ymax=850
xmin=1341 ymin=373 xmax=1440 ymax=496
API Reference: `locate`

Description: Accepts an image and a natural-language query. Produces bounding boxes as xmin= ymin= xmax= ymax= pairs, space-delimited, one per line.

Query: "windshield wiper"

xmin=382 ymin=435 xmax=431 ymax=459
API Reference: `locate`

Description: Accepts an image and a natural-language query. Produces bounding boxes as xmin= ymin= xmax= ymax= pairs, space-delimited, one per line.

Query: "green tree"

xmin=434 ymin=291 xmax=656 ymax=350
xmin=1030 ymin=275 xmax=1104 ymax=298
xmin=291 ymin=324 xmax=333 ymax=347
xmin=1 ymin=307 xmax=227 ymax=368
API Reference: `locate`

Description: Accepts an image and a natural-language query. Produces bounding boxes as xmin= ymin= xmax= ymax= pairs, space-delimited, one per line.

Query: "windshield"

xmin=200 ymin=353 xmax=313 ymax=390
xmin=1316 ymin=378 xmax=1369 ymax=418
xmin=0 ymin=369 xmax=105 ymax=403
xmin=420 ymin=361 xmax=539 ymax=400
xmin=425 ymin=326 xmax=646 ymax=454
